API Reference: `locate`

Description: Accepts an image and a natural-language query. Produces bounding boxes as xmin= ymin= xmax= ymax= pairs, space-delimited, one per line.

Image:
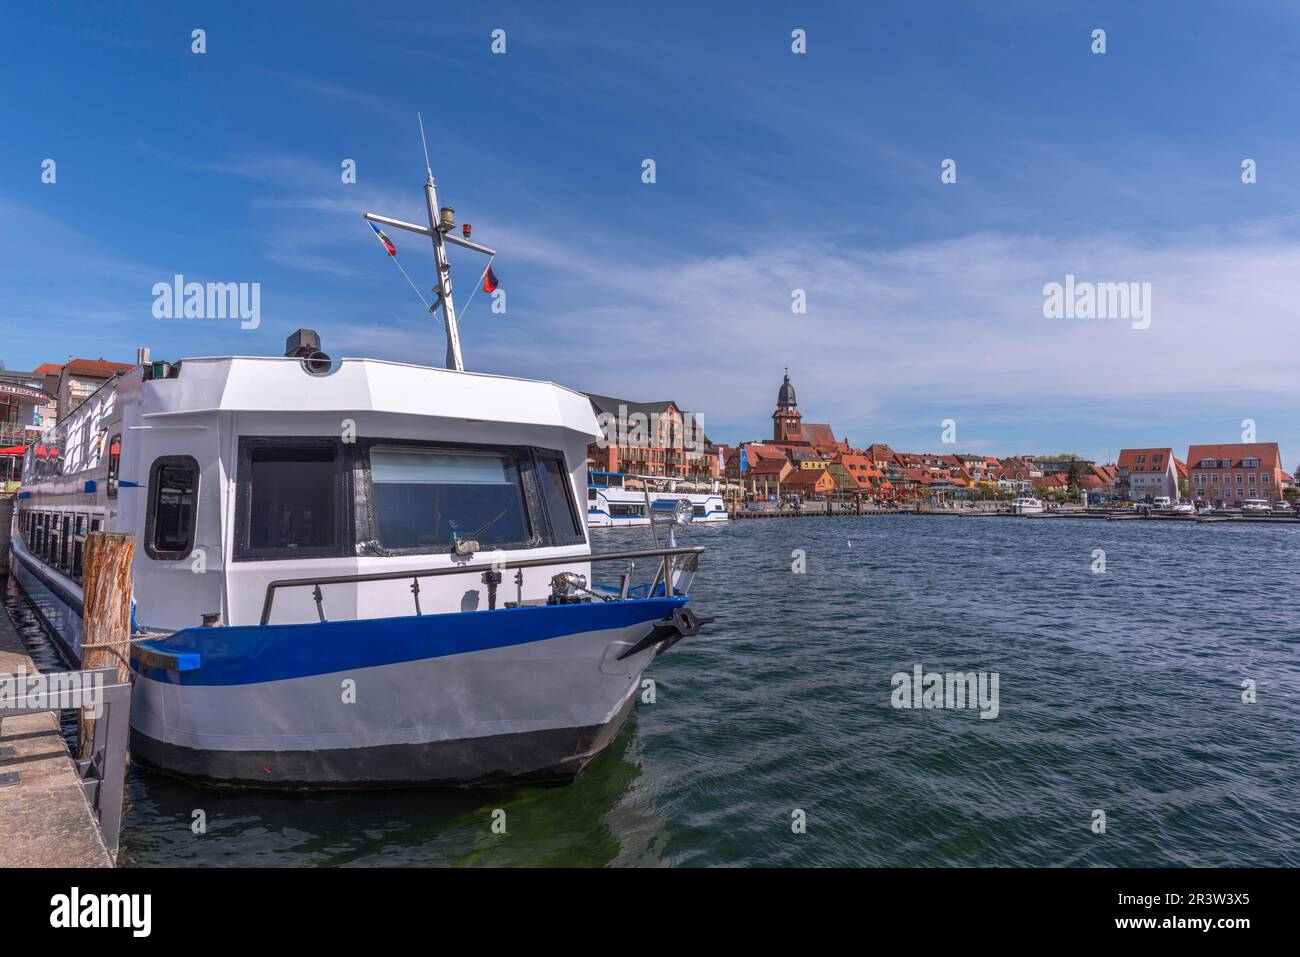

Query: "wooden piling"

xmin=78 ymin=531 xmax=135 ymax=759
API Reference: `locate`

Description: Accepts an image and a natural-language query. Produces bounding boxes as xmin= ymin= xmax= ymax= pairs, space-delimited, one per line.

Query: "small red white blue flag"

xmin=368 ymin=221 xmax=397 ymax=256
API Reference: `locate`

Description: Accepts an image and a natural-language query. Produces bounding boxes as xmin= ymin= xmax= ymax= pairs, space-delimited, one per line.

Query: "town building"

xmin=828 ymin=451 xmax=886 ymax=496
xmin=31 ymin=362 xmax=63 ymax=431
xmin=54 ymin=358 xmax=136 ymax=421
xmin=1116 ymin=448 xmax=1179 ymax=501
xmin=0 ymin=369 xmax=52 ymax=445
xmin=1186 ymin=442 xmax=1285 ymax=505
xmin=584 ymin=393 xmax=718 ymax=482
xmin=781 ymin=467 xmax=836 ymax=497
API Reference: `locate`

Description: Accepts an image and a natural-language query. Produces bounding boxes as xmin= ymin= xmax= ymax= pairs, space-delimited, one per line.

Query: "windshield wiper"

xmin=467 ymin=509 xmax=508 ymax=542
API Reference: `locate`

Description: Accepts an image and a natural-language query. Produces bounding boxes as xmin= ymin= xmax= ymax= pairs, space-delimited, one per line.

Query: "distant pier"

xmin=728 ymin=505 xmax=1300 ymax=525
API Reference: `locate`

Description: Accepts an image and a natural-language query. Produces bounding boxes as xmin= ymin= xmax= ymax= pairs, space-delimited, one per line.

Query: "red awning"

xmin=0 ymin=444 xmax=27 ymax=456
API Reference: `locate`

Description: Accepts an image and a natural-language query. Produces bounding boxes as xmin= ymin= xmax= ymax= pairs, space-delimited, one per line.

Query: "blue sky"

xmin=3 ymin=1 xmax=1299 ymax=467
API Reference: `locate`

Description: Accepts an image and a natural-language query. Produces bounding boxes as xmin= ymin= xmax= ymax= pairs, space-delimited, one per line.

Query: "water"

xmin=3 ymin=575 xmax=80 ymax=747
xmin=12 ymin=516 xmax=1300 ymax=866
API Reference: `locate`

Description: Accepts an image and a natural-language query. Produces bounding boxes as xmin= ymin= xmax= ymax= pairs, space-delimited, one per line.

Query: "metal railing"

xmin=259 ymin=546 xmax=704 ymax=626
xmin=0 ymin=666 xmax=131 ymax=858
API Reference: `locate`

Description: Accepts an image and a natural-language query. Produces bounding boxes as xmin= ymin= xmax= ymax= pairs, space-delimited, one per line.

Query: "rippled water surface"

xmin=11 ymin=515 xmax=1300 ymax=866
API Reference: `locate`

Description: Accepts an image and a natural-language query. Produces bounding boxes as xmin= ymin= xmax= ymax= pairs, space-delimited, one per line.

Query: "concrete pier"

xmin=0 ymin=598 xmax=112 ymax=868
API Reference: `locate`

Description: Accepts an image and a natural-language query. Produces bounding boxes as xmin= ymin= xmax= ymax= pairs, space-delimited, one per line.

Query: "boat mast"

xmin=363 ymin=116 xmax=496 ymax=372
xmin=422 ymin=172 xmax=463 ymax=371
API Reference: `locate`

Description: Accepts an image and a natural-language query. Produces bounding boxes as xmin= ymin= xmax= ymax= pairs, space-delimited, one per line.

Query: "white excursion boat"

xmin=1010 ymin=496 xmax=1045 ymax=515
xmin=8 ymin=155 xmax=713 ymax=789
xmin=586 ymin=471 xmax=727 ymax=527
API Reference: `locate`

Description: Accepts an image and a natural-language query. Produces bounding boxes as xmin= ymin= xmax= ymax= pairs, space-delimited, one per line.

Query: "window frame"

xmin=355 ymin=438 xmax=542 ymax=557
xmin=144 ymin=455 xmax=200 ymax=561
xmin=106 ymin=433 xmax=122 ymax=500
xmin=233 ymin=437 xmax=351 ymax=563
xmin=354 ymin=438 xmax=585 ymax=557
xmin=72 ymin=513 xmax=88 ymax=583
xmin=530 ymin=447 xmax=586 ymax=546
xmin=58 ymin=512 xmax=72 ymax=572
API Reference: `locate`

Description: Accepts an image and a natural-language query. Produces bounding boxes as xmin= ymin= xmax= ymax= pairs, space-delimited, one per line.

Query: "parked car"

xmin=1152 ymin=496 xmax=1173 ymax=510
xmin=1273 ymin=501 xmax=1293 ymax=512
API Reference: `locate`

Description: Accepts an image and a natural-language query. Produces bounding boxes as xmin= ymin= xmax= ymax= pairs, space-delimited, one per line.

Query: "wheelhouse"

xmin=11 ymin=354 xmax=601 ymax=637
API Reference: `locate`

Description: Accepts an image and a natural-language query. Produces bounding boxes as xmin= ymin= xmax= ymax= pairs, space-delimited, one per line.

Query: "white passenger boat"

xmin=8 ymin=158 xmax=712 ymax=788
xmin=586 ymin=471 xmax=727 ymax=527
xmin=1010 ymin=496 xmax=1045 ymax=515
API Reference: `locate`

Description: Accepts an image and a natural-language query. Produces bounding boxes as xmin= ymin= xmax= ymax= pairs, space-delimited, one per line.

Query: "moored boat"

xmin=587 ymin=471 xmax=727 ymax=527
xmin=8 ymin=157 xmax=714 ymax=788
xmin=1010 ymin=495 xmax=1045 ymax=515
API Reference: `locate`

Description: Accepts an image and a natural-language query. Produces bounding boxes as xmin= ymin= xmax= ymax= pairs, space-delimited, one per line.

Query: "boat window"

xmin=369 ymin=447 xmax=531 ymax=550
xmin=534 ymin=453 xmax=584 ymax=543
xmin=59 ymin=514 xmax=71 ymax=571
xmin=73 ymin=514 xmax=87 ymax=582
xmin=107 ymin=433 xmax=121 ymax=499
xmin=145 ymin=456 xmax=198 ymax=560
xmin=238 ymin=443 xmax=342 ymax=558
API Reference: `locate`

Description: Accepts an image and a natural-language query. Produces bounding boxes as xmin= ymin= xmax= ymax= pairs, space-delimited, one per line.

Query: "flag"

xmin=740 ymin=449 xmax=748 ymax=474
xmin=368 ymin=221 xmax=396 ymax=256
xmin=483 ymin=265 xmax=499 ymax=293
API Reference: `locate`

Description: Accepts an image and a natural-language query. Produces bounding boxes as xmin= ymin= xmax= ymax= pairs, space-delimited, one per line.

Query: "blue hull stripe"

xmin=131 ymin=597 xmax=687 ymax=687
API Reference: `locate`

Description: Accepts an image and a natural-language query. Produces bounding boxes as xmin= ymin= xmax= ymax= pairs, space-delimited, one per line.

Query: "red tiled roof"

xmin=799 ymin=422 xmax=841 ymax=450
xmin=1117 ymin=448 xmax=1173 ymax=471
xmin=743 ymin=444 xmax=790 ymax=462
xmin=832 ymin=452 xmax=883 ymax=485
xmin=1186 ymin=442 xmax=1281 ymax=470
xmin=782 ymin=469 xmax=832 ymax=489
xmin=64 ymin=359 xmax=135 ymax=379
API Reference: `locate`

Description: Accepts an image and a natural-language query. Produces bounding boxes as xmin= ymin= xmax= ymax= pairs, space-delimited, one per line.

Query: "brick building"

xmin=1186 ymin=442 xmax=1285 ymax=505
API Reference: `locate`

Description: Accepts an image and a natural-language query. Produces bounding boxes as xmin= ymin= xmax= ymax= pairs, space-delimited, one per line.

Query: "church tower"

xmin=772 ymin=369 xmax=802 ymax=442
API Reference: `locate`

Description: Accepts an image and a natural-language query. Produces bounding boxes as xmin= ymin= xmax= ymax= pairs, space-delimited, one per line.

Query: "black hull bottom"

xmin=128 ymin=694 xmax=637 ymax=791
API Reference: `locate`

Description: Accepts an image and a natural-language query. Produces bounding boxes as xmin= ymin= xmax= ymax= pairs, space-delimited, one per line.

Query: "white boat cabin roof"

xmin=142 ymin=356 xmax=601 ymax=438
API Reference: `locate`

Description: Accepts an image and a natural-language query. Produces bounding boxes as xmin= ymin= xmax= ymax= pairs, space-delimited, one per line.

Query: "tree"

xmin=1066 ymin=459 xmax=1089 ymax=491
